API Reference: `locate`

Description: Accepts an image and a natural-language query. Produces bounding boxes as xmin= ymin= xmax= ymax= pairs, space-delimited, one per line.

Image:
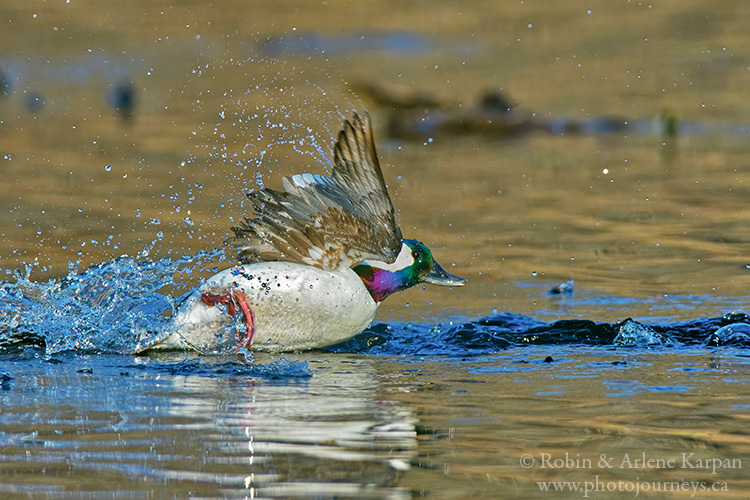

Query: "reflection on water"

xmin=2 ymin=0 xmax=750 ymax=498
xmin=2 ymin=351 xmax=750 ymax=499
xmin=396 ymin=349 xmax=750 ymax=499
xmin=0 ymin=354 xmax=414 ymax=499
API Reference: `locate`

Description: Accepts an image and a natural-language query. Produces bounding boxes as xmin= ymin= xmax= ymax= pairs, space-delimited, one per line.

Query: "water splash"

xmin=2 ymin=256 xmax=749 ymax=358
xmin=186 ymin=54 xmax=359 ymax=229
xmin=326 ymin=311 xmax=750 ymax=356
xmin=0 ymin=249 xmax=223 ymax=356
xmin=0 ymin=48 xmax=373 ymax=359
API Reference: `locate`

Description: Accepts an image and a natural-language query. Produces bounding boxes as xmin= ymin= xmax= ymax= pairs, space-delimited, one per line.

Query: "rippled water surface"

xmin=2 ymin=0 xmax=750 ymax=498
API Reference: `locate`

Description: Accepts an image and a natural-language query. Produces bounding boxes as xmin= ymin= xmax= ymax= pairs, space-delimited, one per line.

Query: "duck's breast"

xmin=168 ymin=262 xmax=377 ymax=352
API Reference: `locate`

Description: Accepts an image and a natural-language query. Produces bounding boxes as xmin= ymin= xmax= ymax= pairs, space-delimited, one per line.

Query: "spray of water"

xmin=1 ymin=37 xmax=362 ymax=357
xmin=0 ymin=248 xmax=223 ymax=356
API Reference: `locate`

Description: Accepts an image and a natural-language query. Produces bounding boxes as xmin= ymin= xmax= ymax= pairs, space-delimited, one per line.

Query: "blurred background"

xmin=1 ymin=0 xmax=749 ymax=323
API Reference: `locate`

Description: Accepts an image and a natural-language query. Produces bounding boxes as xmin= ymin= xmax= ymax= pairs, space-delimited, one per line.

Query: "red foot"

xmin=201 ymin=288 xmax=256 ymax=350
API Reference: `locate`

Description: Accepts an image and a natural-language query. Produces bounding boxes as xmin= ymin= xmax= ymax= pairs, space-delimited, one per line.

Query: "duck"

xmin=139 ymin=112 xmax=464 ymax=354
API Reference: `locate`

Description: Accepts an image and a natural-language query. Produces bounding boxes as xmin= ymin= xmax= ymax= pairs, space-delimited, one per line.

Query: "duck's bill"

xmin=422 ymin=261 xmax=466 ymax=286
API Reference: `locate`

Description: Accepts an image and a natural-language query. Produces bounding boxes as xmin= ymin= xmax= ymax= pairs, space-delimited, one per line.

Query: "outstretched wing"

xmin=227 ymin=113 xmax=403 ymax=271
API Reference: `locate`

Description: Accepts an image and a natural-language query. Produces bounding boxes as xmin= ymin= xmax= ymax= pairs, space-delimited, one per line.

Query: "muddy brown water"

xmin=1 ymin=1 xmax=750 ymax=498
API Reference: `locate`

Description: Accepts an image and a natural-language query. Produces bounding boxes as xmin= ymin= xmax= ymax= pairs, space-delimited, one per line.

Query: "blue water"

xmin=2 ymin=253 xmax=748 ymax=366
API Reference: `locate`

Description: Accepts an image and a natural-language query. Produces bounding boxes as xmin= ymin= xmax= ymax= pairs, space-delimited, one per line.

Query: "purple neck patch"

xmin=353 ymin=264 xmax=409 ymax=302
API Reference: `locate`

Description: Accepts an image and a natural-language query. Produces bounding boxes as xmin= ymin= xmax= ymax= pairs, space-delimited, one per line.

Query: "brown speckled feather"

xmin=227 ymin=113 xmax=403 ymax=271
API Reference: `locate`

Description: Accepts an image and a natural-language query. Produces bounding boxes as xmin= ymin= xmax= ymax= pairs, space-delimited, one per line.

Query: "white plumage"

xmin=145 ymin=262 xmax=377 ymax=353
xmin=136 ymin=113 xmax=463 ymax=354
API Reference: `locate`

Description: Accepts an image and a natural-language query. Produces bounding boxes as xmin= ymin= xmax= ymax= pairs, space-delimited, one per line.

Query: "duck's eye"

xmin=412 ymin=247 xmax=423 ymax=261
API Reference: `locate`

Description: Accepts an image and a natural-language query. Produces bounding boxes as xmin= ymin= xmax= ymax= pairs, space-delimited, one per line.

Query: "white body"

xmin=145 ymin=262 xmax=378 ymax=353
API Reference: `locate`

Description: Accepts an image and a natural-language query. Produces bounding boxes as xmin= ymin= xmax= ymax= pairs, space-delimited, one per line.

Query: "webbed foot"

xmin=200 ymin=288 xmax=256 ymax=350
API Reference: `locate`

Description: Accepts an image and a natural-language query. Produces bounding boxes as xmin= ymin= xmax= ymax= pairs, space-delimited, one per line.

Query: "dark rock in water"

xmin=543 ymin=355 xmax=554 ymax=363
xmin=613 ymin=318 xmax=674 ymax=346
xmin=704 ymin=323 xmax=750 ymax=347
xmin=548 ymin=280 xmax=574 ymax=296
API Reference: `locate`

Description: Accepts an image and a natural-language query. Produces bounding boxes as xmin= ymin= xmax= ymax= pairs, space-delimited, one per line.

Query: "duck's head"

xmin=353 ymin=239 xmax=465 ymax=303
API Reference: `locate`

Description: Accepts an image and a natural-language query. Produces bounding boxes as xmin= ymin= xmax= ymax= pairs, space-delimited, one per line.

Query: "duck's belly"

xmin=149 ymin=262 xmax=378 ymax=353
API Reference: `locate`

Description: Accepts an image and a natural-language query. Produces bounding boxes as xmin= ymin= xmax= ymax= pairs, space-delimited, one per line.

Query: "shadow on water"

xmin=329 ymin=312 xmax=750 ymax=355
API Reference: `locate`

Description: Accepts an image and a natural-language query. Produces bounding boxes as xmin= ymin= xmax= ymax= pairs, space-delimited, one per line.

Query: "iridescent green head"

xmin=353 ymin=239 xmax=465 ymax=302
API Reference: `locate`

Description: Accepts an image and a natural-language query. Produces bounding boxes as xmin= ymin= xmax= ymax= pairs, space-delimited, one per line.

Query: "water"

xmin=3 ymin=349 xmax=750 ymax=499
xmin=2 ymin=0 xmax=750 ymax=498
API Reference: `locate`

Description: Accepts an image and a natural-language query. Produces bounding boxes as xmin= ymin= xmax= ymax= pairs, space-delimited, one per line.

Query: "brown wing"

xmin=227 ymin=112 xmax=403 ymax=271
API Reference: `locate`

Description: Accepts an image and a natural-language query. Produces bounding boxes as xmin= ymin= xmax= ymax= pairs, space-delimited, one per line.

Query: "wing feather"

xmin=228 ymin=112 xmax=403 ymax=271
